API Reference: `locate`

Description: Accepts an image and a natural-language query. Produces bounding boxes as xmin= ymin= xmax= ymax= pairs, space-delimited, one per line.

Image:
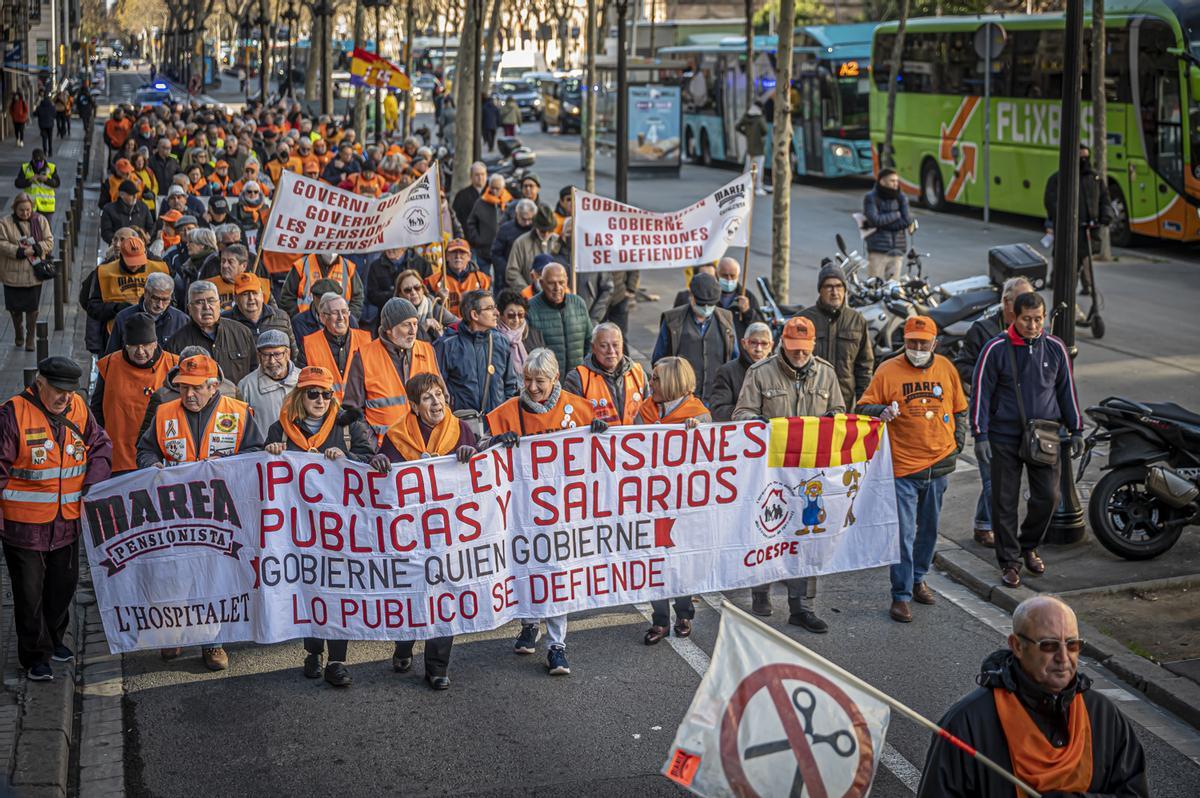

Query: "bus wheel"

xmin=1108 ymin=182 xmax=1132 ymax=247
xmin=920 ymin=160 xmax=945 ymax=210
xmin=700 ymin=132 xmax=713 ymax=167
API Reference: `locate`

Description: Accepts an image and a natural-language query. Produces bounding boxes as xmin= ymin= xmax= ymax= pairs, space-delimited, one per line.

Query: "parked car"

xmin=135 ymin=82 xmax=172 ymax=111
xmin=413 ymin=73 xmax=439 ymax=102
xmin=493 ymin=79 xmax=541 ymax=121
xmin=539 ymin=76 xmax=582 ymax=133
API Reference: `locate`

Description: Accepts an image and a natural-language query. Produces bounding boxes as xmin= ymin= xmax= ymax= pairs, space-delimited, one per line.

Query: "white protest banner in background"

xmin=258 ymin=165 xmax=442 ymax=254
xmin=572 ymin=173 xmax=754 ymax=273
xmin=82 ymin=417 xmax=897 ymax=653
xmin=662 ymin=604 xmax=891 ymax=798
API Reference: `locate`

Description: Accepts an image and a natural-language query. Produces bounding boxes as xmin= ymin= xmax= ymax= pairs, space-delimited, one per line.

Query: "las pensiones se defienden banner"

xmin=82 ymin=417 xmax=899 ymax=653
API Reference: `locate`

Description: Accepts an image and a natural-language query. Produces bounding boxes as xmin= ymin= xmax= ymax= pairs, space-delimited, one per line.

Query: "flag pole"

xmin=719 ymin=601 xmax=1044 ymax=798
xmin=739 ymin=164 xmax=756 ymax=298
xmin=432 ymin=161 xmax=446 ymax=278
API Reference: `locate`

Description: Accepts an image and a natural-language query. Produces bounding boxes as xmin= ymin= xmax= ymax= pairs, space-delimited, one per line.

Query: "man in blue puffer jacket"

xmin=434 ymin=289 xmax=520 ymax=419
xmin=969 ymin=292 xmax=1083 ymax=589
xmin=862 ymin=167 xmax=914 ymax=281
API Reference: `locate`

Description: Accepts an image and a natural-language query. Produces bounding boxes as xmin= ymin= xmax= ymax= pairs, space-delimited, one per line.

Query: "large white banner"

xmin=572 ymin=173 xmax=754 ymax=273
xmin=258 ymin=165 xmax=443 ymax=254
xmin=663 ymin=605 xmax=891 ymax=797
xmin=82 ymin=417 xmax=897 ymax=653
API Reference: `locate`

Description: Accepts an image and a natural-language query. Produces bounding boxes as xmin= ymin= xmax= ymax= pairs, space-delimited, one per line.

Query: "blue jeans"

xmin=890 ymin=473 xmax=948 ymax=602
xmin=974 ymin=455 xmax=992 ymax=531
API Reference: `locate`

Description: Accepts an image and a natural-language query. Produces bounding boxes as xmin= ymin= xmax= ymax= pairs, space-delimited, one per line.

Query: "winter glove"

xmin=14 ymin=246 xmax=25 ymax=260
xmin=491 ymin=431 xmax=520 ymax=449
xmin=590 ymin=418 xmax=609 ymax=434
xmin=455 ymin=444 xmax=477 ymax=463
xmin=1070 ymin=434 xmax=1085 ymax=459
xmin=975 ymin=439 xmax=991 ymax=466
xmin=370 ymin=453 xmax=392 ymax=474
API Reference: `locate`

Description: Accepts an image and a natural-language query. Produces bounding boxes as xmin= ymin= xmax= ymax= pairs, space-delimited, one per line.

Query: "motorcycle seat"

xmin=1145 ymin=402 xmax=1200 ymax=427
xmin=925 ymin=287 xmax=999 ymax=330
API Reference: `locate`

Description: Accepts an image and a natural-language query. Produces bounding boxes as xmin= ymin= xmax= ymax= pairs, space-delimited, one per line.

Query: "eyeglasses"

xmin=190 ymin=298 xmax=219 ymax=307
xmin=478 ymin=304 xmax=497 ymax=313
xmin=400 ymin=284 xmax=423 ymax=294
xmin=1017 ymin=634 xmax=1085 ymax=654
xmin=503 ymin=310 xmax=526 ymax=321
xmin=322 ymin=309 xmax=350 ymax=318
xmin=305 ymin=390 xmax=333 ymax=401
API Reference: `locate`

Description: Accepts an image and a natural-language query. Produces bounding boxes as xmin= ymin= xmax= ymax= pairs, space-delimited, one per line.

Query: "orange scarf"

xmin=993 ymin=688 xmax=1092 ymax=796
xmin=482 ymin=188 xmax=513 ymax=207
xmin=385 ymin=411 xmax=460 ymax=461
xmin=161 ymin=233 xmax=181 ymax=249
xmin=638 ymin=395 xmax=709 ymax=425
xmin=278 ymin=406 xmax=340 ymax=452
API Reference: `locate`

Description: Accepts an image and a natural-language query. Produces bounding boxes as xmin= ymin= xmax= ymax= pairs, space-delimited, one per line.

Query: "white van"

xmin=496 ymin=50 xmax=549 ymax=81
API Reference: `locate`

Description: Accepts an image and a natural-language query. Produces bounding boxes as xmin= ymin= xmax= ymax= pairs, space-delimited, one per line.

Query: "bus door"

xmin=722 ymin=55 xmax=750 ymax=163
xmin=797 ymin=67 xmax=824 ymax=174
xmin=1133 ymin=18 xmax=1187 ymax=239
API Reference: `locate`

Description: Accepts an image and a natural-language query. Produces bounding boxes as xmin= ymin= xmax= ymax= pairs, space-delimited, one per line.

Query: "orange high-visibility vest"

xmin=357 ymin=337 xmax=439 ymax=436
xmin=573 ymin=363 xmax=646 ymax=426
xmin=425 ymin=269 xmax=491 ymax=317
xmin=154 ymin=394 xmax=251 ymax=464
xmin=302 ymin=328 xmax=371 ymax=400
xmin=637 ymin=395 xmax=710 ymax=425
xmin=97 ymin=350 xmax=178 ymax=472
xmin=486 ymin=391 xmax=594 ymax=437
xmin=292 ymin=254 xmax=357 ymax=313
xmin=0 ymin=392 xmax=91 ymax=523
xmin=95 ymin=259 xmax=170 ymax=332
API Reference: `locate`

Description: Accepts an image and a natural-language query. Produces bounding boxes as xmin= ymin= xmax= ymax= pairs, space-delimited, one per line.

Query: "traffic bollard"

xmin=53 ymin=261 xmax=65 ymax=332
xmin=35 ymin=320 xmax=48 ymax=363
xmin=23 ymin=368 xmax=37 ymax=388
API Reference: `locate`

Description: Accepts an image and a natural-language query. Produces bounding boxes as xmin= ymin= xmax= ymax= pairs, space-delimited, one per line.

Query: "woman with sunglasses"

xmin=494 ymin=289 xmax=545 ymax=379
xmin=370 ymin=372 xmax=479 ymax=691
xmin=264 ymin=366 xmax=376 ymax=687
xmin=394 ymin=269 xmax=458 ymax=342
xmin=637 ymin=356 xmax=711 ymax=645
xmin=232 ymin=181 xmax=267 ymax=233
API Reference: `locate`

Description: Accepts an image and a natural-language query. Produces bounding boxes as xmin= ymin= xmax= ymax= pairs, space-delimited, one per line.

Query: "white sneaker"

xmin=755 ymin=189 xmax=768 ymax=196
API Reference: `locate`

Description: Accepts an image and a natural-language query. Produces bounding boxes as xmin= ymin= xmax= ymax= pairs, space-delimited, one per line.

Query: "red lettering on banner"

xmin=298 ymin=462 xmax=324 ymax=502
xmin=455 ymin=502 xmax=482 ymax=542
xmin=743 ymin=540 xmax=800 ymax=567
xmin=715 ymin=466 xmax=738 ymax=503
xmin=494 ymin=491 xmax=512 ymax=526
xmin=742 ymin=421 xmax=768 ymax=458
xmin=284 ymin=217 xmax=305 ymax=233
xmin=422 ymin=508 xmax=452 ymax=548
xmin=260 ymin=508 xmax=283 ymax=547
xmin=319 ymin=512 xmax=343 ymax=551
xmin=492 ymin=576 xmax=517 ymax=611
xmin=531 ymin=486 xmax=558 ymax=525
xmin=261 ymin=460 xmax=293 ymax=501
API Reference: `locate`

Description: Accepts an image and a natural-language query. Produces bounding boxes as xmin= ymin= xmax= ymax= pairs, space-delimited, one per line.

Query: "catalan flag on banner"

xmin=767 ymin=414 xmax=883 ymax=468
xmin=350 ymin=48 xmax=412 ymax=91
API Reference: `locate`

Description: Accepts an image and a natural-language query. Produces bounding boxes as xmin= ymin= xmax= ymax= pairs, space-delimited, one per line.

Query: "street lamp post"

xmin=282 ymin=0 xmax=299 ymax=98
xmin=361 ymin=0 xmax=391 ymax=143
xmin=614 ymin=0 xmax=630 ymax=203
xmin=312 ymin=0 xmax=334 ymax=115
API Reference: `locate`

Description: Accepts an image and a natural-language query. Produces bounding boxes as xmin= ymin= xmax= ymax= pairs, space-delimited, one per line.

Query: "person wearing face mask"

xmin=652 ymin=272 xmax=738 ymax=405
xmin=280 ymin=250 xmax=364 ymax=320
xmin=969 ymin=292 xmax=1083 ymax=589
xmin=1043 ymin=143 xmax=1113 ymax=296
xmin=733 ymin=316 xmax=843 ymax=633
xmin=857 ymin=316 xmax=968 ymax=624
xmin=713 ymin=256 xmax=760 ymax=340
xmin=799 ymin=263 xmax=874 ymax=406
xmin=862 ymin=167 xmax=914 ymax=281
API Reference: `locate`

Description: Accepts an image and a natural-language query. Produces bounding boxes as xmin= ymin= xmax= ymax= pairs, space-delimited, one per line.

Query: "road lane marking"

xmin=634 ymin=598 xmax=920 ymax=793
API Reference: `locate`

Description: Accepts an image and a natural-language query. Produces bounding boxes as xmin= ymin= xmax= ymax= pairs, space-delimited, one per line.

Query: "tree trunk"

xmin=479 ymin=0 xmax=503 ymax=98
xmin=1092 ymin=0 xmax=1112 ymax=260
xmin=304 ymin=7 xmax=319 ymax=102
xmin=770 ymin=0 xmax=795 ymax=302
xmin=882 ymin=0 xmax=909 ymax=168
xmin=259 ymin=0 xmax=270 ymax=100
xmin=402 ymin=0 xmax=414 ymax=137
xmin=353 ymin=0 xmax=367 ymax=140
xmin=322 ymin=7 xmax=335 ymax=115
xmin=744 ymin=0 xmax=754 ymax=101
xmin=584 ymin=0 xmax=597 ymax=191
xmin=451 ymin=0 xmax=479 ymax=194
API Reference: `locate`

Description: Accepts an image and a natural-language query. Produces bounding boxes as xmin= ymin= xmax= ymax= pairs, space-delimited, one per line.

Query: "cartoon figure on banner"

xmin=843 ymin=467 xmax=862 ymax=527
xmin=797 ymin=477 xmax=826 ymax=535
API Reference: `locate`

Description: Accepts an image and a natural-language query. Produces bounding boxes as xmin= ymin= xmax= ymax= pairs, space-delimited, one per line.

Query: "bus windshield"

xmin=831 ymin=66 xmax=870 ymax=134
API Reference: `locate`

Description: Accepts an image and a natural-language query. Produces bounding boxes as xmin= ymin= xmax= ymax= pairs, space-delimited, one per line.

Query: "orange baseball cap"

xmin=781 ymin=316 xmax=816 ymax=352
xmin=446 ymin=238 xmax=471 ymax=255
xmin=160 ymin=209 xmax=183 ymax=224
xmin=175 ymin=355 xmax=219 ymax=386
xmin=114 ymin=158 xmax=133 ymax=175
xmin=119 ymin=236 xmax=148 ymax=266
xmin=297 ymin=366 xmax=334 ymax=390
xmin=234 ymin=273 xmax=262 ymax=295
xmin=904 ymin=316 xmax=938 ymax=340
xmin=215 ymin=159 xmax=230 ymax=168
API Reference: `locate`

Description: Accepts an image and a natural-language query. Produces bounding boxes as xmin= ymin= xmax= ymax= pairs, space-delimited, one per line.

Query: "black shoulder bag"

xmin=1006 ymin=341 xmax=1060 ymax=467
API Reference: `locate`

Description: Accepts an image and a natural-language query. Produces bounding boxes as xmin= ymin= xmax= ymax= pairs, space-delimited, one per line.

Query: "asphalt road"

xmin=103 ymin=72 xmax=1200 ymax=795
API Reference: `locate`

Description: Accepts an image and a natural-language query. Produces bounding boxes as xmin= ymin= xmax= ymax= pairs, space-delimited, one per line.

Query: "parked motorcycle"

xmin=1078 ymin=397 xmax=1200 ymax=559
xmin=440 ymin=136 xmax=536 ymax=195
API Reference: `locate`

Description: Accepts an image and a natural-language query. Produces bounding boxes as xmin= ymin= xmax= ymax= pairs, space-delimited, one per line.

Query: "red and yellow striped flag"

xmin=766 ymin=414 xmax=883 ymax=468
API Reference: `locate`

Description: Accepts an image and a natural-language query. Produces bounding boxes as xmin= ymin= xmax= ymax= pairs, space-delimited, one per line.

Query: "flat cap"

xmin=38 ymin=356 xmax=82 ymax=391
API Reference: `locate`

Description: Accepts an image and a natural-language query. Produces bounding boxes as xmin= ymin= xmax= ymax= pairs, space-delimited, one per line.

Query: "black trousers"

xmin=651 ymin=596 xmax=695 ymax=628
xmin=3 ymin=539 xmax=79 ymax=668
xmin=304 ymin=637 xmax=348 ymax=662
xmin=752 ymin=577 xmax=816 ymax=613
xmin=394 ymin=636 xmax=454 ymax=677
xmin=39 ymin=126 xmax=53 ymax=156
xmin=603 ymin=298 xmax=631 ymax=338
xmin=990 ymin=438 xmax=1061 ymax=568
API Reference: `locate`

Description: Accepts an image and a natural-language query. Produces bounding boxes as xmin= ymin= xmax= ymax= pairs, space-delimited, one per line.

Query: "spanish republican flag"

xmin=767 ymin=414 xmax=884 ymax=468
xmin=350 ymin=48 xmax=412 ymax=91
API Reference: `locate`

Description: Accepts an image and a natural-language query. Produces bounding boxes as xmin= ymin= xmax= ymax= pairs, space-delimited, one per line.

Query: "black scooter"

xmin=1078 ymin=397 xmax=1200 ymax=559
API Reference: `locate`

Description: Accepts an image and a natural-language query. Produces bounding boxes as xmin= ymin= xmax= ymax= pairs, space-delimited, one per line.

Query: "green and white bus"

xmin=870 ymin=0 xmax=1200 ymax=245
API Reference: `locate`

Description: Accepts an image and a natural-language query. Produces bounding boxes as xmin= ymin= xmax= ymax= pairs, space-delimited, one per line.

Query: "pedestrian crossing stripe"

xmin=767 ymin=415 xmax=882 ymax=469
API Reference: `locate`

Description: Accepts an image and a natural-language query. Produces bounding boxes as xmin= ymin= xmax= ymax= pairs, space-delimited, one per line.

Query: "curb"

xmin=933 ymin=539 xmax=1200 ymax=732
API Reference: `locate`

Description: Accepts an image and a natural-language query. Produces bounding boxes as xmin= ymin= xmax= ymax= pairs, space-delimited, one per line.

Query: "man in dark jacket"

xmin=708 ymin=321 xmax=774 ymax=421
xmin=34 ymin=94 xmax=56 ymax=156
xmin=74 ymin=83 xmax=96 ymax=131
xmin=1044 ymin=143 xmax=1113 ymax=294
xmin=221 ymin=273 xmax=296 ymax=357
xmin=165 ymin=281 xmax=258 ymax=384
xmin=490 ymin=199 xmax=536 ymax=293
xmin=104 ymin=272 xmax=190 ymax=355
xmin=954 ymin=276 xmax=1034 ymax=549
xmin=798 ymin=263 xmax=874 ymax=405
xmin=862 ymin=167 xmax=913 ymax=281
xmin=466 ymin=175 xmax=510 ymax=276
xmin=100 ymin=181 xmax=156 ymax=244
xmin=526 ymin=264 xmax=591 ymax=377
xmin=291 ymin=279 xmax=346 ymax=342
xmin=453 ymin=162 xmax=487 ymax=229
xmin=364 ymin=247 xmax=432 ymax=320
xmin=970 ymin=292 xmax=1084 ymax=588
xmin=149 ymin=138 xmax=181 ymax=192
xmin=434 ymin=290 xmax=519 ymax=416
xmin=652 ymin=273 xmax=738 ymax=404
xmin=918 ymin=596 xmax=1147 ymax=797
